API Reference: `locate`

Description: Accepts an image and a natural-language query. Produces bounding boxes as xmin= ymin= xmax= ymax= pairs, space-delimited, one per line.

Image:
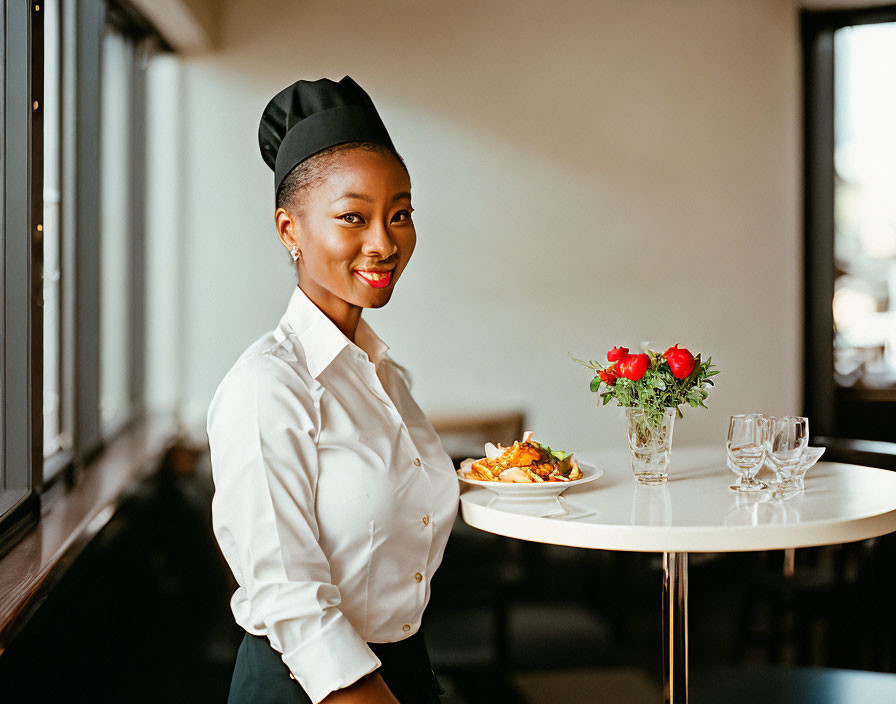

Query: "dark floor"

xmin=2 ymin=451 xmax=895 ymax=703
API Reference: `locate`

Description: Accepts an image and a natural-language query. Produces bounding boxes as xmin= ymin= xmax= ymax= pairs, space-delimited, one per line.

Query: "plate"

xmin=457 ymin=458 xmax=603 ymax=500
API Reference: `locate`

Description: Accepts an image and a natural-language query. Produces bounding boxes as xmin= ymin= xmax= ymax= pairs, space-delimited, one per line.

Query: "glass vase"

xmin=626 ymin=407 xmax=676 ymax=485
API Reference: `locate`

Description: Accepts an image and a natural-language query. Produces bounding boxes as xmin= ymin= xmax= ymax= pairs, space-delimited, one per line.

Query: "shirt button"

xmin=413 ymin=457 xmax=422 ymax=467
xmin=414 ymin=572 xmax=423 ymax=583
xmin=402 ymin=623 xmax=411 ymax=632
xmin=421 ymin=515 xmax=429 ymax=526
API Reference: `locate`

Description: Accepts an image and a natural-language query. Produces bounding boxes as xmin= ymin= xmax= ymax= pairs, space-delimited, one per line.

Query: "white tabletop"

xmin=458 ymin=446 xmax=896 ymax=553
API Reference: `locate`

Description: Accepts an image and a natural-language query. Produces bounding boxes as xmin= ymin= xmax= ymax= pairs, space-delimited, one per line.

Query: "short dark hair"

xmin=275 ymin=141 xmax=409 ymax=213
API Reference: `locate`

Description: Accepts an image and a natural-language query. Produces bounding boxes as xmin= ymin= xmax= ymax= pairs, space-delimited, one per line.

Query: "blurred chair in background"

xmin=429 ymin=410 xmax=526 ymax=467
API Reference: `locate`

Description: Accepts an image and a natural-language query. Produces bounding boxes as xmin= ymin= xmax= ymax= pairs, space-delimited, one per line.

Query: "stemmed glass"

xmin=766 ymin=416 xmax=809 ymax=495
xmin=793 ymin=446 xmax=826 ymax=490
xmin=726 ymin=413 xmax=770 ymax=492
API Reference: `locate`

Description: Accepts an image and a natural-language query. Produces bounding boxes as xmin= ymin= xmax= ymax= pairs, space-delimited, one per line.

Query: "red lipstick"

xmin=353 ymin=269 xmax=394 ymax=289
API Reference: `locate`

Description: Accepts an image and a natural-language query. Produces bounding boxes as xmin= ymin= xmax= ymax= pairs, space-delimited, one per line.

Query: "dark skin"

xmin=274 ymin=147 xmax=413 ymax=703
xmin=275 ymin=148 xmax=416 ymax=345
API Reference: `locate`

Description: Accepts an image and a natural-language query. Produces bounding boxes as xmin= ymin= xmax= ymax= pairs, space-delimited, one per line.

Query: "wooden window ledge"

xmin=0 ymin=413 xmax=180 ymax=652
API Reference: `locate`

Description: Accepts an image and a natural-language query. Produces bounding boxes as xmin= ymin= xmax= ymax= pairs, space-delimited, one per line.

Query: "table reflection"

xmin=724 ymin=492 xmax=802 ymax=526
xmin=631 ymin=483 xmax=672 ymax=526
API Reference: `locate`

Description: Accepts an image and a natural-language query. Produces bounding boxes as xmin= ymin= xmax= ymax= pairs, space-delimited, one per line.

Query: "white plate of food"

xmin=456 ymin=432 xmax=603 ymax=500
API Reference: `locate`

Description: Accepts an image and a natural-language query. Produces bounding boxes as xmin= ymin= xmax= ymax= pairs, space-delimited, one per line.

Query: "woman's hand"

xmin=320 ymin=671 xmax=400 ymax=704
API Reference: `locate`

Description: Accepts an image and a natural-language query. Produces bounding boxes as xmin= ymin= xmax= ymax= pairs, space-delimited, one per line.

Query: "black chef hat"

xmin=258 ymin=75 xmax=397 ymax=196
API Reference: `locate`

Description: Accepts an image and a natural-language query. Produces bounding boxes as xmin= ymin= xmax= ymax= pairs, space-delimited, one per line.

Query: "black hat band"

xmin=274 ymin=104 xmax=395 ymax=195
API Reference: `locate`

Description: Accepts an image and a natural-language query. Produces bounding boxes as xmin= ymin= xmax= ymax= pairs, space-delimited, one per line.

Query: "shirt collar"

xmin=284 ymin=284 xmax=390 ymax=378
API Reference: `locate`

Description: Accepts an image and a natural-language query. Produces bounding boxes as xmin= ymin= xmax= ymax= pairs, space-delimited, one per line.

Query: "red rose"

xmin=664 ymin=344 xmax=696 ymax=379
xmin=598 ymin=364 xmax=619 ymax=386
xmin=607 ymin=346 xmax=629 ymax=362
xmin=618 ymin=353 xmax=650 ymax=381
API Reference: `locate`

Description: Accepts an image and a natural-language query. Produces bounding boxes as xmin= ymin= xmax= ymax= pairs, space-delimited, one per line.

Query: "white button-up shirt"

xmin=207 ymin=284 xmax=459 ymax=704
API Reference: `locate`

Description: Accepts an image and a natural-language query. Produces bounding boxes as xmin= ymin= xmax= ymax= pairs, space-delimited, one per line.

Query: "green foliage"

xmin=530 ymin=440 xmax=571 ymax=462
xmin=569 ymin=348 xmax=720 ymax=429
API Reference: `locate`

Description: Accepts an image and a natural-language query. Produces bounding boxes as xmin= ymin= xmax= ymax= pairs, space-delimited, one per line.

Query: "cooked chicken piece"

xmin=530 ymin=462 xmax=554 ymax=478
xmin=498 ymin=467 xmax=530 ymax=483
xmin=503 ymin=442 xmax=545 ymax=468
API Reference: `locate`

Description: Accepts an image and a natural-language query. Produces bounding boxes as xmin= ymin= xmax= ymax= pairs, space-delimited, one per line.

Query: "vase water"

xmin=626 ymin=407 xmax=676 ymax=485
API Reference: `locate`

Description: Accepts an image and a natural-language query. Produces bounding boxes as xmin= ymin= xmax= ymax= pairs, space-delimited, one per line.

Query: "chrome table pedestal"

xmin=663 ymin=552 xmax=688 ymax=703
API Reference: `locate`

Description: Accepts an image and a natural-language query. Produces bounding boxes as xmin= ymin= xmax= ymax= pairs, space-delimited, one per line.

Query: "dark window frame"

xmin=0 ymin=0 xmax=43 ymax=557
xmin=802 ymin=4 xmax=896 ymax=458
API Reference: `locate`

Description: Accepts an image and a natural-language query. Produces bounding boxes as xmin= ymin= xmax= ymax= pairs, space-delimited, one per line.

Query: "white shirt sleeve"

xmin=207 ymin=355 xmax=382 ymax=704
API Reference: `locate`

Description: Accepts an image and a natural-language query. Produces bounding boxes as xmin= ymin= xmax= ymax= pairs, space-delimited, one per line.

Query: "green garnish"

xmin=530 ymin=440 xmax=573 ymax=463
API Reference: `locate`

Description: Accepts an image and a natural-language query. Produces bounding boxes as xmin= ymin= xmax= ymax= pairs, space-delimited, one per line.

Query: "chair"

xmin=429 ymin=410 xmax=526 ymax=466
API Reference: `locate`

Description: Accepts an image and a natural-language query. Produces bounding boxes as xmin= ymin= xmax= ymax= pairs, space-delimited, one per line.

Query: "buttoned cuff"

xmin=281 ymin=617 xmax=382 ymax=704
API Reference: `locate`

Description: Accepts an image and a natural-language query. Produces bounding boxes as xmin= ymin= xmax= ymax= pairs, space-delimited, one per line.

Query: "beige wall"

xmin=169 ymin=0 xmax=802 ymax=453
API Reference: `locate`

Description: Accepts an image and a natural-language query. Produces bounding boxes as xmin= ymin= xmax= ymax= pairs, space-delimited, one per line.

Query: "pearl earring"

xmin=290 ymin=246 xmax=300 ymax=262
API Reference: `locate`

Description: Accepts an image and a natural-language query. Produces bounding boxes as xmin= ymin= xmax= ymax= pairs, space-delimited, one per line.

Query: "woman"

xmin=207 ymin=76 xmax=460 ymax=704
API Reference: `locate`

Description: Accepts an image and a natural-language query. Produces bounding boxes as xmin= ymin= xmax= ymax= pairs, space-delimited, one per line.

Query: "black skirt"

xmin=227 ymin=626 xmax=444 ymax=704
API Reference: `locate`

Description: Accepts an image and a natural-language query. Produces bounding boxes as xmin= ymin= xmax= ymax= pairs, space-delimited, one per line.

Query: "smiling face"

xmin=275 ymin=146 xmax=415 ymax=337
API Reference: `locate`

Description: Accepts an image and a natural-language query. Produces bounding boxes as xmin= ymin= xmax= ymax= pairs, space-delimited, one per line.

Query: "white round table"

xmin=458 ymin=446 xmax=896 ymax=704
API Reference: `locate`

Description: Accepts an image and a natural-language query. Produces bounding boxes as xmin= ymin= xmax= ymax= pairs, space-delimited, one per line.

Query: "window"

xmin=99 ymin=26 xmax=135 ymax=436
xmin=99 ymin=6 xmax=151 ymax=440
xmin=1 ymin=0 xmax=162 ymax=553
xmin=42 ymin=0 xmax=73 ymax=476
xmin=803 ymin=6 xmax=896 ymax=447
xmin=1 ymin=0 xmax=42 ymax=544
xmin=832 ymin=23 xmax=896 ymax=392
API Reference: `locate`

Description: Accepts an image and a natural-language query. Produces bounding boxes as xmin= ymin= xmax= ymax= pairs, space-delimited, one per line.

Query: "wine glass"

xmin=766 ymin=416 xmax=809 ymax=495
xmin=792 ymin=446 xmax=826 ymax=490
xmin=726 ymin=413 xmax=769 ymax=492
